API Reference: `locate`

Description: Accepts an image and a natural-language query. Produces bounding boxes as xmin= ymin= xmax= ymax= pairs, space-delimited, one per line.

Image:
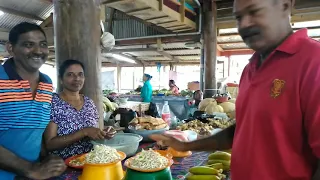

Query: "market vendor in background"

xmin=169 ymin=80 xmax=179 ymax=95
xmin=188 ymin=90 xmax=204 ymax=117
xmin=44 ymin=59 xmax=116 ymax=160
xmin=141 ymin=73 xmax=153 ymax=102
xmin=151 ymin=0 xmax=320 ymax=179
xmin=193 ymin=90 xmax=203 ymax=107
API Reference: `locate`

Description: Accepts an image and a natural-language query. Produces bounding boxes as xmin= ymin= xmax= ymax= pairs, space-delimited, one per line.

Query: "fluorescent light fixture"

xmin=112 ymin=54 xmax=136 ymax=64
xmin=0 ymin=11 xmax=4 ymax=16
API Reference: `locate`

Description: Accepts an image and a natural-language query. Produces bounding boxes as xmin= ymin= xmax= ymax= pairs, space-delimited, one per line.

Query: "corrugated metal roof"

xmin=218 ymin=35 xmax=242 ymax=43
xmin=125 ymin=51 xmax=161 ymax=57
xmin=111 ymin=10 xmax=164 ymax=39
xmin=178 ymin=55 xmax=200 ymax=60
xmin=166 ymin=49 xmax=200 ymax=55
xmin=220 ymin=43 xmax=248 ymax=50
xmin=149 ymin=42 xmax=190 ymax=50
xmin=0 ymin=13 xmax=39 ymax=29
xmin=0 ymin=0 xmax=52 ymax=19
xmin=0 ymin=0 xmax=53 ymax=30
xmin=138 ymin=56 xmax=171 ymax=61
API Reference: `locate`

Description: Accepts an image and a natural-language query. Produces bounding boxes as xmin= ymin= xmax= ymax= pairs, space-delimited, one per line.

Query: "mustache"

xmin=27 ymin=54 xmax=47 ymax=59
xmin=239 ymin=27 xmax=261 ymax=39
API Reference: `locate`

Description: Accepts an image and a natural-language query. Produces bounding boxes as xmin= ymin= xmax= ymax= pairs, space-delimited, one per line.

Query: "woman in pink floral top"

xmin=44 ymin=60 xmax=115 ymax=159
xmin=169 ymin=80 xmax=179 ymax=95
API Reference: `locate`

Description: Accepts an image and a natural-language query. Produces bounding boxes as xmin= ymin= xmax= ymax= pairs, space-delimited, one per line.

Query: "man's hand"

xmin=27 ymin=155 xmax=66 ymax=180
xmin=149 ymin=134 xmax=188 ymax=151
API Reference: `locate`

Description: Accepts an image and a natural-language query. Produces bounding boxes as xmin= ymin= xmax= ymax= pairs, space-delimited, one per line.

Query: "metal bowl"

xmin=117 ymin=97 xmax=128 ymax=104
xmin=91 ymin=133 xmax=142 ymax=157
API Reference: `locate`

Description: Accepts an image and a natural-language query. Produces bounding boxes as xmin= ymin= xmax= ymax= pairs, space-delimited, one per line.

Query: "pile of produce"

xmin=176 ymin=118 xmax=235 ymax=136
xmin=102 ymin=96 xmax=118 ymax=113
xmin=198 ymin=98 xmax=236 ymax=119
xmin=180 ymin=90 xmax=194 ymax=97
xmin=86 ymin=144 xmax=121 ymax=164
xmin=207 ymin=151 xmax=231 ymax=171
xmin=102 ymin=89 xmax=114 ymax=96
xmin=186 ymin=150 xmax=231 ymax=180
xmin=207 ymin=118 xmax=236 ymax=129
xmin=129 ymin=149 xmax=168 ymax=170
xmin=177 ymin=120 xmax=214 ymax=136
xmin=125 ymin=90 xmax=140 ymax=95
xmin=129 ymin=116 xmax=168 ymax=130
xmin=152 ymin=89 xmax=170 ymax=95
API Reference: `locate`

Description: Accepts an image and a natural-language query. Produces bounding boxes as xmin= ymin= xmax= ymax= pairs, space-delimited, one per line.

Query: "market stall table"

xmin=119 ymin=101 xmax=150 ymax=115
xmin=53 ymin=143 xmax=210 ymax=180
xmin=124 ymin=95 xmax=191 ymax=121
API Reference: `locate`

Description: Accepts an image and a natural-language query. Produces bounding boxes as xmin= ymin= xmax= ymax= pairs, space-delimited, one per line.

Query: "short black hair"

xmin=9 ymin=22 xmax=47 ymax=45
xmin=193 ymin=90 xmax=201 ymax=97
xmin=58 ymin=59 xmax=85 ymax=78
xmin=169 ymin=80 xmax=175 ymax=84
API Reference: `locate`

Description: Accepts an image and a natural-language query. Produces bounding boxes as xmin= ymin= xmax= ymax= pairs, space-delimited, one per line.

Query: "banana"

xmin=208 ymin=151 xmax=231 ymax=161
xmin=223 ymin=166 xmax=230 ymax=171
xmin=207 ymin=160 xmax=230 ymax=171
xmin=102 ymin=103 xmax=107 ymax=112
xmin=189 ymin=166 xmax=220 ymax=175
xmin=187 ymin=175 xmax=221 ymax=180
xmin=102 ymin=97 xmax=115 ymax=112
xmin=218 ymin=173 xmax=227 ymax=179
xmin=112 ymin=102 xmax=118 ymax=109
xmin=206 ymin=163 xmax=223 ymax=170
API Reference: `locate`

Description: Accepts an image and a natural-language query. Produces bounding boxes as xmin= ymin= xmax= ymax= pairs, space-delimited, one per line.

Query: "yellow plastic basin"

xmin=79 ymin=151 xmax=126 ymax=180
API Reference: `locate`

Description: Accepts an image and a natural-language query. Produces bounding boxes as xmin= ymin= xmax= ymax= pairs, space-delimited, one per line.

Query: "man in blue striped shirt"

xmin=0 ymin=22 xmax=66 ymax=180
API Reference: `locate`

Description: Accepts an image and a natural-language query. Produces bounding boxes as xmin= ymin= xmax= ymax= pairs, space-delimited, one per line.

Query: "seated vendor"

xmin=188 ymin=90 xmax=203 ymax=117
xmin=193 ymin=90 xmax=203 ymax=107
xmin=169 ymin=80 xmax=179 ymax=95
xmin=44 ymin=59 xmax=115 ymax=159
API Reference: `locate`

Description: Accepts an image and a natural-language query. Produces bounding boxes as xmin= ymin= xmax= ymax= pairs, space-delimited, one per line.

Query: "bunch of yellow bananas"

xmin=186 ymin=163 xmax=226 ymax=180
xmin=207 ymin=151 xmax=231 ymax=171
xmin=102 ymin=97 xmax=118 ymax=112
xmin=186 ymin=150 xmax=231 ymax=180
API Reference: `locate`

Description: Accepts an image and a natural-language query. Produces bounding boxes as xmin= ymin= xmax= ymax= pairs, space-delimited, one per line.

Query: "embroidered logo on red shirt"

xmin=271 ymin=79 xmax=285 ymax=98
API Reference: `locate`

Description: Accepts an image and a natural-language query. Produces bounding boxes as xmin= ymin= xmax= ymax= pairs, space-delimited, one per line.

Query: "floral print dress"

xmin=49 ymin=93 xmax=99 ymax=159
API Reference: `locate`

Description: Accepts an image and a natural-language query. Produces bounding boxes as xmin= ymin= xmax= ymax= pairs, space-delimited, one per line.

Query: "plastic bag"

xmin=101 ymin=32 xmax=115 ymax=51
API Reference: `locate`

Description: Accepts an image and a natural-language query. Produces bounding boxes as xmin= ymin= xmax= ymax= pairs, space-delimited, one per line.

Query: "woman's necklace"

xmin=60 ymin=91 xmax=84 ymax=110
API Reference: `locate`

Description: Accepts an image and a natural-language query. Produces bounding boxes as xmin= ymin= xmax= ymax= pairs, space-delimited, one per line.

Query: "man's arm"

xmin=0 ymin=146 xmax=33 ymax=177
xmin=0 ymin=145 xmax=67 ymax=179
xmin=150 ymin=124 xmax=235 ymax=152
xmin=184 ymin=124 xmax=235 ymax=151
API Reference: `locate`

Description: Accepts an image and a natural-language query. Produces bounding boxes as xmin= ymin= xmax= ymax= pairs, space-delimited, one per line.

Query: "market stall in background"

xmin=0 ymin=0 xmax=320 ymax=179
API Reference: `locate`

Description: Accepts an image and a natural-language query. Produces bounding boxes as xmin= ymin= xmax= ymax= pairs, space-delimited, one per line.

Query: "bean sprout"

xmin=130 ymin=149 xmax=168 ymax=170
xmin=85 ymin=144 xmax=121 ymax=164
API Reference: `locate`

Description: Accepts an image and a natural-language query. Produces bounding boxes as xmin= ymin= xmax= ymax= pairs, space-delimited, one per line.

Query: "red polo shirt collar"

xmin=249 ymin=28 xmax=308 ymax=70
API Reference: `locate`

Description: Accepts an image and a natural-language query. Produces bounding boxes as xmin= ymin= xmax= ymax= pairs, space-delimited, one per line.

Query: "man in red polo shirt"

xmin=150 ymin=0 xmax=320 ymax=179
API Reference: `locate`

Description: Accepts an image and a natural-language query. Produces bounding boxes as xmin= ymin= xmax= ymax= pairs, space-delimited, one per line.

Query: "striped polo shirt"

xmin=0 ymin=58 xmax=53 ymax=180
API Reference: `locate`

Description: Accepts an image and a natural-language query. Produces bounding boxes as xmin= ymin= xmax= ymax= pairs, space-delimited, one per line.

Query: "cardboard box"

xmin=188 ymin=82 xmax=200 ymax=91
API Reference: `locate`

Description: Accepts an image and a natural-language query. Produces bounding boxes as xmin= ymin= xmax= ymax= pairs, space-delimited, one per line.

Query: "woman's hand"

xmin=103 ymin=126 xmax=117 ymax=139
xmin=82 ymin=127 xmax=106 ymax=140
